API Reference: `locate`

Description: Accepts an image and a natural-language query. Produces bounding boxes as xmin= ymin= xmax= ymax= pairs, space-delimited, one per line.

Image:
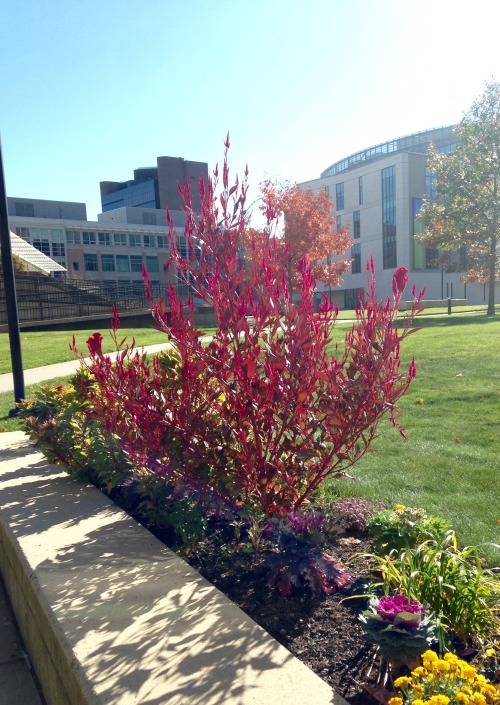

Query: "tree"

xmin=418 ymin=80 xmax=500 ymax=316
xmin=245 ymin=180 xmax=352 ymax=293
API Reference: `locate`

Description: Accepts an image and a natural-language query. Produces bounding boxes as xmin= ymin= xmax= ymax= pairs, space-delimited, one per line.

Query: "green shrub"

xmin=367 ymin=504 xmax=451 ymax=553
xmin=18 ymin=370 xmax=132 ymax=493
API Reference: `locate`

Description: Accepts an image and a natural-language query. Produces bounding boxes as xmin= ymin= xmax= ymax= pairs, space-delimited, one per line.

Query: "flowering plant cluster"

xmin=367 ymin=504 xmax=451 ymax=552
xmin=360 ymin=595 xmax=437 ymax=666
xmin=331 ymin=496 xmax=386 ymax=532
xmin=389 ymin=649 xmax=500 ymax=704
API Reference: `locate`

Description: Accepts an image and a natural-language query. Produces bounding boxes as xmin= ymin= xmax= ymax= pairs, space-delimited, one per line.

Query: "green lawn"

xmin=1 ymin=314 xmax=498 ymax=564
xmin=0 ymin=327 xmax=168 ymax=374
xmin=0 ymin=326 xmax=218 ymax=374
xmin=326 ymin=314 xmax=500 ymax=565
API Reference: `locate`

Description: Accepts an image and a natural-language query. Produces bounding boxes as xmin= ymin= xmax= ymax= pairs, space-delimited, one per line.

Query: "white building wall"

xmin=300 ymin=152 xmax=486 ymax=307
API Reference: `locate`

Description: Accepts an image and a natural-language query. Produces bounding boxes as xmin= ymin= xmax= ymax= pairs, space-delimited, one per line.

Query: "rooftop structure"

xmin=320 ymin=125 xmax=458 ymax=178
xmin=100 ymin=157 xmax=209 ymax=213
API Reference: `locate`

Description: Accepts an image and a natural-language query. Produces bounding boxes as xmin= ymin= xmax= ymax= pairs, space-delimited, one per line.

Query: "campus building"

xmin=299 ymin=126 xmax=490 ymax=308
xmin=7 ymin=197 xmax=185 ymax=291
xmin=100 ymin=157 xmax=209 ymax=213
xmin=6 ymin=155 xmax=209 ymax=292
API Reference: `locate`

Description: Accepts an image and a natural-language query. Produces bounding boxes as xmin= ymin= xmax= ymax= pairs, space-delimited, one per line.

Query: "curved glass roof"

xmin=320 ymin=125 xmax=458 ymax=178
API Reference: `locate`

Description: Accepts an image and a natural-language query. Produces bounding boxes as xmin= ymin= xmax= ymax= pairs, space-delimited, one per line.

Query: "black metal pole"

xmin=0 ymin=137 xmax=25 ymax=411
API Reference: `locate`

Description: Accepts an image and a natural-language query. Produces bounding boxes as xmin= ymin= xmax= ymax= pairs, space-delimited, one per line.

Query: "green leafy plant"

xmin=18 ymin=371 xmax=132 ymax=492
xmin=365 ymin=531 xmax=500 ymax=647
xmin=359 ymin=594 xmax=437 ymax=668
xmin=367 ymin=504 xmax=451 ymax=553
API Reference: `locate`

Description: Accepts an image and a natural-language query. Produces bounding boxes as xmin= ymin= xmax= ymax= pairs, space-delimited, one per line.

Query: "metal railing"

xmin=0 ymin=274 xmax=183 ymax=325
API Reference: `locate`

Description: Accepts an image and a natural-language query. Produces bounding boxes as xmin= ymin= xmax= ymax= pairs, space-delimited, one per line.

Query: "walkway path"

xmin=0 ymin=562 xmax=45 ymax=704
xmin=0 ymin=343 xmax=173 ymax=394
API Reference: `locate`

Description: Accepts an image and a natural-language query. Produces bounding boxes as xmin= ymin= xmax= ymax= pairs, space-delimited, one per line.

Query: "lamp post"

xmin=0 ymin=137 xmax=25 ymax=412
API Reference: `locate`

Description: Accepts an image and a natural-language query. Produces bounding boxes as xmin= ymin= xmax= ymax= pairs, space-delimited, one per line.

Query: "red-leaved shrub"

xmin=76 ymin=138 xmax=423 ymax=519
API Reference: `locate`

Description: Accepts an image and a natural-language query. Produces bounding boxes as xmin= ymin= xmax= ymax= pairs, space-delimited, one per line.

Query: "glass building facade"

xmin=102 ymin=180 xmax=157 ymax=211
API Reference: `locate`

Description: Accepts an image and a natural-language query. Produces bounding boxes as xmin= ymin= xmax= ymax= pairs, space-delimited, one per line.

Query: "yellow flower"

xmin=456 ymin=694 xmax=470 ymax=704
xmin=412 ymin=666 xmax=427 ymax=677
xmin=434 ymin=659 xmax=451 ymax=673
xmin=413 ymin=700 xmax=425 ymax=705
xmin=394 ymin=676 xmax=412 ymax=688
xmin=486 ymin=648 xmax=495 ymax=657
xmin=470 ymin=694 xmax=487 ymax=705
xmin=412 ymin=685 xmax=425 ymax=697
xmin=395 ymin=504 xmax=405 ymax=510
xmin=428 ymin=695 xmax=451 ymax=705
xmin=388 ymin=698 xmax=403 ymax=705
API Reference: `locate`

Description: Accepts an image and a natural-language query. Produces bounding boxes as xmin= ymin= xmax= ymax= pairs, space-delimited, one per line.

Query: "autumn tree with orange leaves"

xmin=245 ymin=180 xmax=352 ymax=293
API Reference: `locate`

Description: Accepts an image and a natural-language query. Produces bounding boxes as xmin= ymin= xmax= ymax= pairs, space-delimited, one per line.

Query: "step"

xmin=0 ymin=432 xmax=348 ymax=705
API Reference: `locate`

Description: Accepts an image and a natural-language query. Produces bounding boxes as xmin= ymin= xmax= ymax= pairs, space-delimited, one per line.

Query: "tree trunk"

xmin=487 ymin=229 xmax=497 ymax=316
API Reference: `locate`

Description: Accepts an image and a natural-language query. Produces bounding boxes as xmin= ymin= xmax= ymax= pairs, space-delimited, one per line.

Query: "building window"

xmin=66 ymin=231 xmax=81 ymax=245
xmin=82 ymin=231 xmax=96 ymax=245
xmin=157 ymin=235 xmax=168 ymax=248
xmin=73 ymin=262 xmax=79 ymax=271
xmin=358 ymin=176 xmax=363 ymax=205
xmin=51 ymin=242 xmax=65 ymax=257
xmin=101 ymin=254 xmax=115 ymax=272
xmin=336 ymin=183 xmax=344 ymax=211
xmin=177 ymin=236 xmax=188 ymax=258
xmin=142 ymin=212 xmax=157 ymax=225
xmin=382 ymin=166 xmax=397 ymax=269
xmin=425 ymin=170 xmax=436 ymax=199
xmin=32 ymin=233 xmax=50 ymax=255
xmin=130 ymin=255 xmax=143 ymax=273
xmin=15 ymin=202 xmax=34 ymax=217
xmin=129 ymin=234 xmax=142 ymax=247
xmin=143 ymin=234 xmax=156 ymax=248
xmin=15 ymin=227 xmax=30 ymax=240
xmin=84 ymin=253 xmax=98 ymax=271
xmin=325 ymin=185 xmax=330 ymax=198
xmin=98 ymin=232 xmax=112 ymax=246
xmin=116 ymin=255 xmax=130 ymax=272
xmin=353 ymin=210 xmax=360 ymax=239
xmin=114 ymin=233 xmax=127 ymax=246
xmin=344 ymin=288 xmax=361 ymax=309
xmin=351 ymin=243 xmax=361 ymax=274
xmin=146 ymin=256 xmax=159 ymax=273
xmin=336 ymin=215 xmax=342 ymax=231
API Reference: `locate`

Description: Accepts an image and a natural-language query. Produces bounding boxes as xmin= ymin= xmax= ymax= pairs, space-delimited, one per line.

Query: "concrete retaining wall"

xmin=0 ymin=432 xmax=346 ymax=705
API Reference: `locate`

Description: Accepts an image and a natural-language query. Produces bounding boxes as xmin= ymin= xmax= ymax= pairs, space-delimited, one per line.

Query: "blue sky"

xmin=1 ymin=0 xmax=499 ymax=220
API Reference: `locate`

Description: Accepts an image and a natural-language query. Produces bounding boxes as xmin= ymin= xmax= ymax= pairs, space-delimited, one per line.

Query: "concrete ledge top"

xmin=0 ymin=432 xmax=346 ymax=705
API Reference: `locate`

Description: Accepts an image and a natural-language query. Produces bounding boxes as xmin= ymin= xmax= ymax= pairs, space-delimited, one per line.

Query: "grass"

xmin=0 ymin=326 xmax=217 ymax=374
xmin=0 ymin=327 xmax=166 ymax=374
xmin=327 ymin=313 xmax=500 ymax=566
xmin=1 ymin=314 xmax=499 ymax=564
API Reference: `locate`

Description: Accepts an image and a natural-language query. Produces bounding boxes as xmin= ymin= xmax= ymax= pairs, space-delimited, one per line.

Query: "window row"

xmin=83 ymin=254 xmax=160 ymax=273
xmin=15 ymin=226 xmax=169 ymax=250
xmin=72 ymin=231 xmax=169 ymax=248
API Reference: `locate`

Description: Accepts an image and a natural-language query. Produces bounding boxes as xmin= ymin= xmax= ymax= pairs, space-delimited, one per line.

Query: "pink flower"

xmin=376 ymin=595 xmax=425 ymax=625
xmin=392 ymin=267 xmax=408 ymax=296
xmin=87 ymin=332 xmax=103 ymax=357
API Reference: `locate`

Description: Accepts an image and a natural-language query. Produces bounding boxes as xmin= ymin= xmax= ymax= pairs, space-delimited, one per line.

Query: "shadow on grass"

xmin=410 ymin=313 xmax=500 ymax=329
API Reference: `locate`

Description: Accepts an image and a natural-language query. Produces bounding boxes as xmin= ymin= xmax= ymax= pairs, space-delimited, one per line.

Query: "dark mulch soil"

xmin=187 ymin=531 xmax=382 ymax=704
xmin=109 ymin=485 xmax=392 ymax=705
